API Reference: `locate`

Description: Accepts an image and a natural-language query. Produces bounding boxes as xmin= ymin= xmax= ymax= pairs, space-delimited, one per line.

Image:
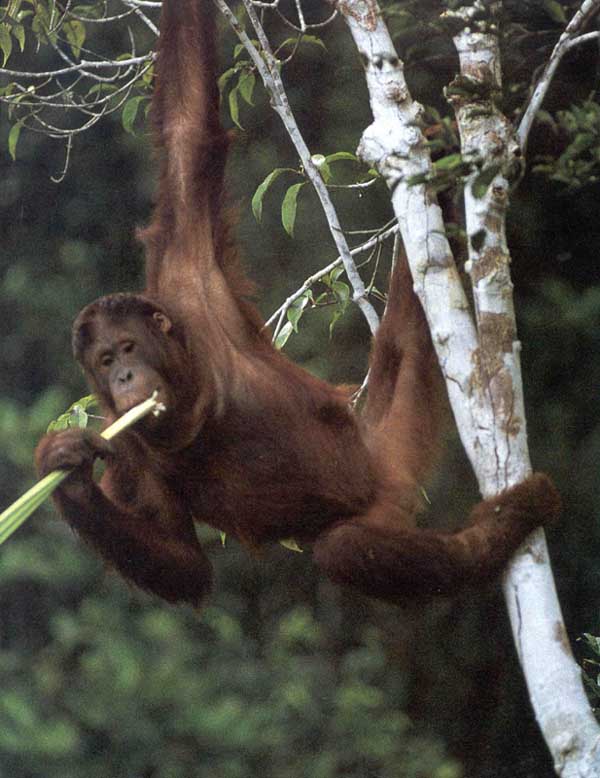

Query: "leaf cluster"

xmin=274 ymin=265 xmax=351 ymax=350
xmin=533 ymin=101 xmax=600 ymax=191
xmin=0 ymin=574 xmax=461 ymax=778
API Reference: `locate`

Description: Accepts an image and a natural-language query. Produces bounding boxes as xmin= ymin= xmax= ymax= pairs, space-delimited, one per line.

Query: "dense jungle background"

xmin=1 ymin=1 xmax=600 ymax=776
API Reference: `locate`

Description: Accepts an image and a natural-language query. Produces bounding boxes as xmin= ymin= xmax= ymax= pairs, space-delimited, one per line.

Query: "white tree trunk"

xmin=337 ymin=1 xmax=600 ymax=774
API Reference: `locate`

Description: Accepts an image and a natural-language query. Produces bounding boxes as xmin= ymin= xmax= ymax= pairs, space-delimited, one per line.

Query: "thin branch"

xmin=215 ymin=0 xmax=380 ymax=334
xmin=326 ymin=177 xmax=378 ymax=190
xmin=129 ymin=5 xmax=160 ymax=35
xmin=265 ymin=223 xmax=398 ymax=333
xmin=122 ymin=0 xmax=162 ymax=7
xmin=51 ymin=133 xmax=73 ymax=183
xmin=518 ymin=0 xmax=600 ymax=151
xmin=275 ymin=5 xmax=337 ymax=32
xmin=0 ymin=53 xmax=155 ymax=79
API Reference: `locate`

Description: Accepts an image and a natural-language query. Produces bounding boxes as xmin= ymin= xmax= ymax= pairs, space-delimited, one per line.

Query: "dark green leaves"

xmin=0 ymin=22 xmax=13 ymax=66
xmin=533 ymin=100 xmax=600 ymax=191
xmin=251 ymin=168 xmax=304 ymax=235
xmin=252 ymin=151 xmax=362 ymax=236
xmin=63 ymin=19 xmax=86 ymax=58
xmin=314 ymin=151 xmax=359 ymax=184
xmin=219 ymin=62 xmax=258 ymax=129
xmin=251 ymin=168 xmax=289 ymax=223
xmin=121 ymin=96 xmax=149 ymax=135
xmin=8 ymin=119 xmax=23 ymax=161
xmin=542 ymin=0 xmax=567 ymax=24
xmin=273 ymin=264 xmax=352 ymax=350
xmin=471 ymin=163 xmax=501 ymax=199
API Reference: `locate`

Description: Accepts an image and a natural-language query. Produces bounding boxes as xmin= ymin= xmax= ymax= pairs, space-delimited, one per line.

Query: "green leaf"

xmin=280 ymin=538 xmax=303 ymax=553
xmin=301 ymin=34 xmax=326 ymax=51
xmin=274 ymin=321 xmax=294 ymax=350
xmin=319 ymin=161 xmax=332 ymax=183
xmin=543 ymin=0 xmax=567 ymax=24
xmin=332 ymin=280 xmax=350 ymax=306
xmin=330 ymin=266 xmax=345 ymax=282
xmin=12 ymin=23 xmax=25 ymax=52
xmin=8 ymin=120 xmax=23 ymax=161
xmin=536 ymin=109 xmax=555 ymax=127
xmin=6 ymin=0 xmax=25 ymax=20
xmin=281 ymin=181 xmax=305 ymax=237
xmin=228 ymin=85 xmax=243 ymax=129
xmin=234 ymin=41 xmax=258 ymax=59
xmin=280 ymin=34 xmax=326 ymax=53
xmin=238 ymin=71 xmax=256 ymax=106
xmin=433 ymin=152 xmax=463 ymax=171
xmin=471 ymin=163 xmax=501 ymax=199
xmin=63 ymin=19 xmax=86 ymax=58
xmin=86 ymin=83 xmax=118 ymax=98
xmin=325 ymin=151 xmax=357 ymax=163
xmin=122 ymin=96 xmax=147 ymax=135
xmin=31 ymin=2 xmax=54 ymax=44
xmin=329 ymin=308 xmax=343 ymax=339
xmin=46 ymin=395 xmax=98 ymax=433
xmin=141 ymin=63 xmax=154 ymax=87
xmin=0 ymin=23 xmax=13 ymax=66
xmin=218 ymin=66 xmax=237 ymax=93
xmin=251 ymin=168 xmax=286 ymax=223
xmin=287 ymin=294 xmax=310 ymax=331
xmin=71 ymin=3 xmax=102 ymax=20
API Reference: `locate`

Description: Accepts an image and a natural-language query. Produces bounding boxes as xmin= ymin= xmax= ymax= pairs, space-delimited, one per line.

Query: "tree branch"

xmin=214 ymin=0 xmax=380 ymax=335
xmin=518 ymin=0 xmax=600 ymax=152
xmin=265 ymin=223 xmax=398 ymax=337
xmin=338 ymin=0 xmax=600 ymax=774
xmin=0 ymin=54 xmax=154 ymax=79
xmin=335 ymin=0 xmax=496 ymax=463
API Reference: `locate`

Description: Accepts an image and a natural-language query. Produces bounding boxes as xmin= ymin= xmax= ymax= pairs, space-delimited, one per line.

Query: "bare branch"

xmin=0 ymin=53 xmax=154 ymax=79
xmin=122 ymin=1 xmax=162 ymax=7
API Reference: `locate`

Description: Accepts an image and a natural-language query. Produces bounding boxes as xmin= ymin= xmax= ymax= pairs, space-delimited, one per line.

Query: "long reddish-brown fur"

xmin=35 ymin=0 xmax=560 ymax=608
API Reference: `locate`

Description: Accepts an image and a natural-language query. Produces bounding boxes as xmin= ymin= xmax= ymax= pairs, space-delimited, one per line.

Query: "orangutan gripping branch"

xmin=35 ymin=0 xmax=560 ymax=608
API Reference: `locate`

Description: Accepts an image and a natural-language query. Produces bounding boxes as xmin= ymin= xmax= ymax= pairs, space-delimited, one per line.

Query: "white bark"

xmin=336 ymin=0 xmax=499 ymax=470
xmin=337 ymin=0 xmax=600 ymax=774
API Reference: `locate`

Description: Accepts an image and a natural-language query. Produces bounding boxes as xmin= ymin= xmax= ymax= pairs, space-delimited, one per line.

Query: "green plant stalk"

xmin=0 ymin=395 xmax=165 ymax=546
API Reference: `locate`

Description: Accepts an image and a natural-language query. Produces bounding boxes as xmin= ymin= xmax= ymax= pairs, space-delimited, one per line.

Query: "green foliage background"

xmin=1 ymin=2 xmax=600 ymax=777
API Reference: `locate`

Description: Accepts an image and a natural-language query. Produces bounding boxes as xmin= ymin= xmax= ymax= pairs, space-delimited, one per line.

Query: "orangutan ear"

xmin=153 ymin=311 xmax=173 ymax=334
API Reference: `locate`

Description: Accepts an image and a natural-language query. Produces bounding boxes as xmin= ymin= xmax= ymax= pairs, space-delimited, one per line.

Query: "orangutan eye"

xmin=100 ymin=353 xmax=113 ymax=368
xmin=122 ymin=341 xmax=135 ymax=354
